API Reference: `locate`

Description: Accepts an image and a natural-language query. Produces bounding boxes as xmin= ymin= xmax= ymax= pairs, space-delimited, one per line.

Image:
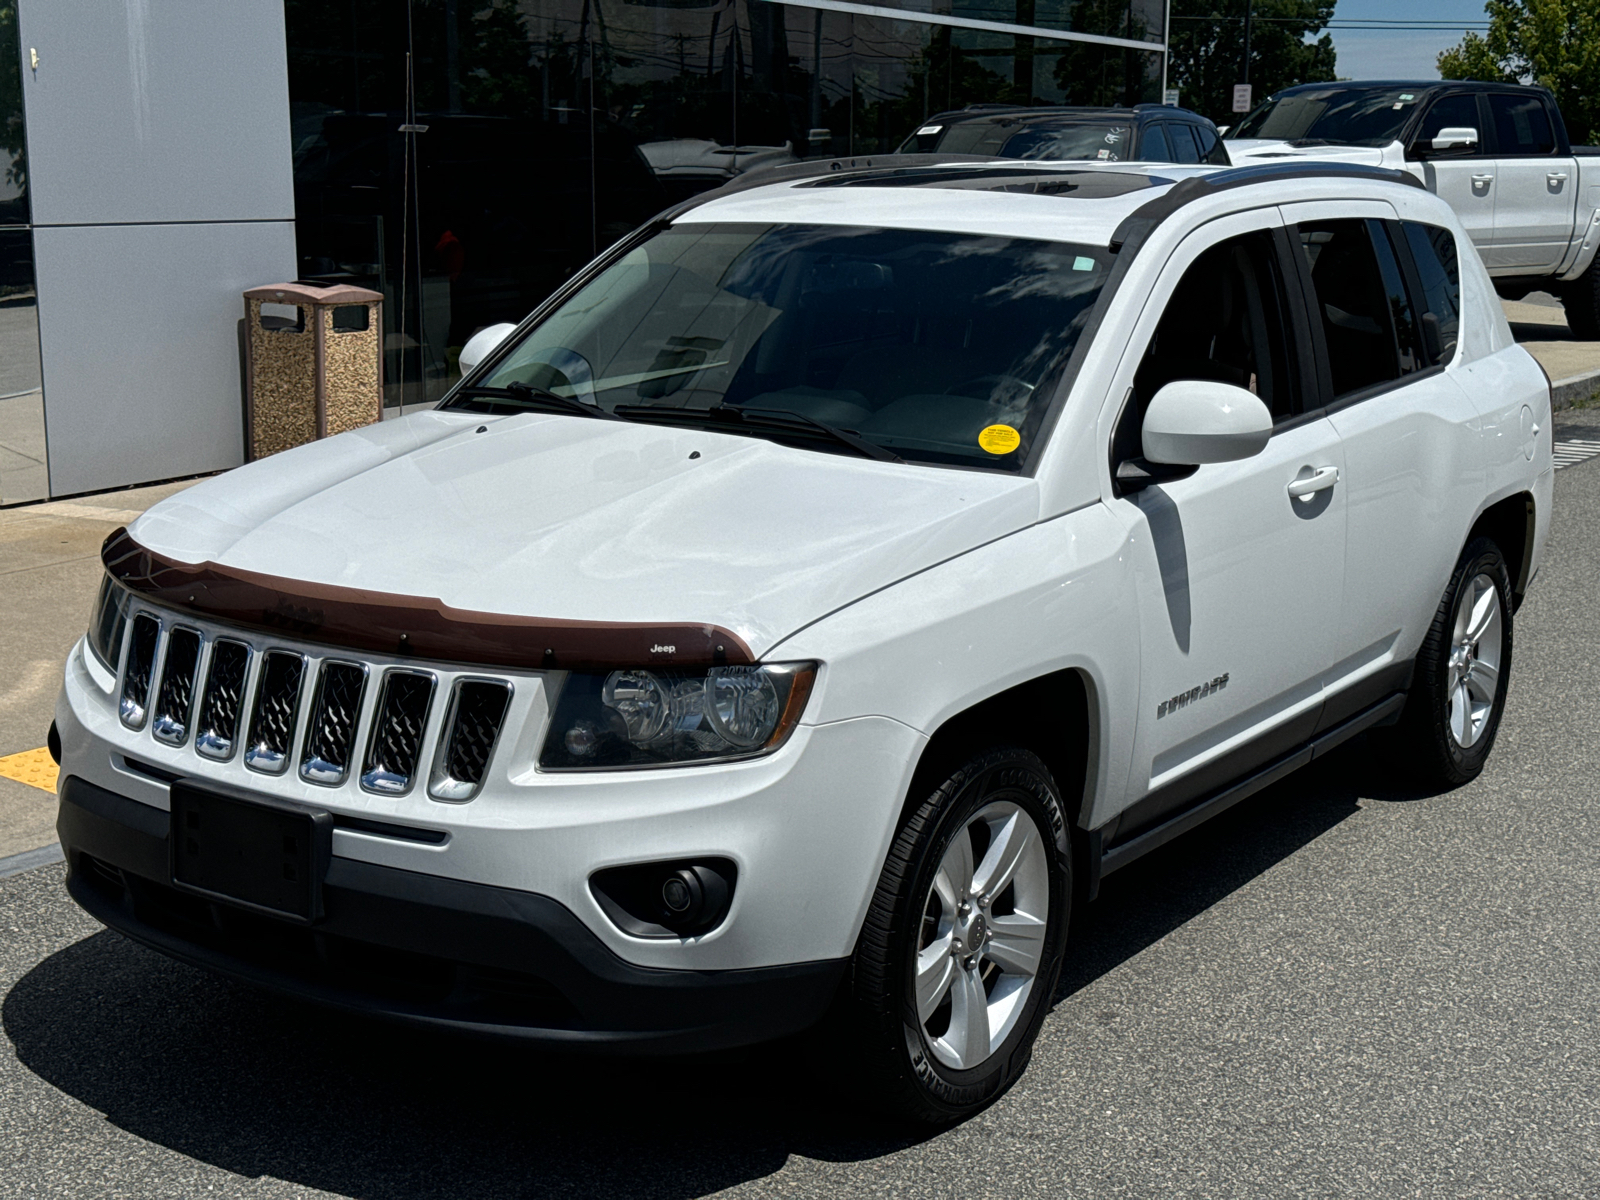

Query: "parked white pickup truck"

xmin=1226 ymin=81 xmax=1600 ymax=336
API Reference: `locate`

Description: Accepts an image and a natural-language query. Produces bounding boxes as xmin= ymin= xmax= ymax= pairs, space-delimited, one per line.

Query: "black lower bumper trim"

xmin=57 ymin=775 xmax=846 ymax=1053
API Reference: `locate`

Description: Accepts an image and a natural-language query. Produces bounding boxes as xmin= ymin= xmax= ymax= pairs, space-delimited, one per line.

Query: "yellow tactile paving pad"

xmin=0 ymin=747 xmax=59 ymax=794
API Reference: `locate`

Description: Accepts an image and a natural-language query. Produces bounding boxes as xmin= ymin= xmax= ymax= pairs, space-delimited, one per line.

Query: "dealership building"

xmin=0 ymin=0 xmax=1169 ymax=504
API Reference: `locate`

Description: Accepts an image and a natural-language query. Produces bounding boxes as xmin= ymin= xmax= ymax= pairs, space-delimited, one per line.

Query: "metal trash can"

xmin=243 ymin=282 xmax=383 ymax=460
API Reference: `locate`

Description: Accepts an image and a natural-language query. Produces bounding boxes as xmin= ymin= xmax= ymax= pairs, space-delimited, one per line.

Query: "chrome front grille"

xmin=195 ymin=639 xmax=251 ymax=760
xmin=119 ymin=613 xmax=160 ymax=729
xmin=301 ymin=661 xmax=367 ymax=786
xmin=361 ymin=670 xmax=435 ymax=795
xmin=107 ymin=605 xmax=522 ymax=802
xmin=151 ymin=627 xmax=202 ymax=746
xmin=245 ymin=651 xmax=306 ymax=775
xmin=430 ymin=680 xmax=513 ymax=801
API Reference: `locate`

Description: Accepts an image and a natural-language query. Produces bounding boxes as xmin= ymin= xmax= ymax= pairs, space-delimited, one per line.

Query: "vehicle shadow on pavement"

xmin=1054 ymin=736 xmax=1448 ymax=1004
xmin=2 ymin=739 xmax=1446 ymax=1198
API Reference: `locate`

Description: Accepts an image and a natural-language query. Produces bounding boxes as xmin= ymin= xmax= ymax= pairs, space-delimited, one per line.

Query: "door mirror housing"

xmin=1427 ymin=126 xmax=1479 ymax=156
xmin=458 ymin=322 xmax=518 ymax=375
xmin=1142 ymin=380 xmax=1272 ymax=466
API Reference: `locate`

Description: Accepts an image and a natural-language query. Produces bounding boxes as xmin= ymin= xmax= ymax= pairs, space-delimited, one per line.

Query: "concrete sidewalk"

xmin=0 ymin=479 xmax=199 ymax=859
xmin=1503 ymin=292 xmax=1600 ymax=407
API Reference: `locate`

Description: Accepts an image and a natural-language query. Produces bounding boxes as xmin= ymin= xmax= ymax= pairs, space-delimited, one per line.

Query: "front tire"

xmin=847 ymin=747 xmax=1072 ymax=1124
xmin=1390 ymin=536 xmax=1513 ymax=788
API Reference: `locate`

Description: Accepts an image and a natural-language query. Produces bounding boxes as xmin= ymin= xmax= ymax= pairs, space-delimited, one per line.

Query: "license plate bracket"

xmin=170 ymin=782 xmax=332 ymax=923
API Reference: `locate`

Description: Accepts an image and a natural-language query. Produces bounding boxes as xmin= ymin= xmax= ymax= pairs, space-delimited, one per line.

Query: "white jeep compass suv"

xmin=53 ymin=157 xmax=1552 ymax=1122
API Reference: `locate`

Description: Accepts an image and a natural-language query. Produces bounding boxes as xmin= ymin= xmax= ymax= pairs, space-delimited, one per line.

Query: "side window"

xmin=1489 ymin=94 xmax=1556 ymax=155
xmin=1139 ymin=122 xmax=1172 ymax=162
xmin=1412 ymin=93 xmax=1482 ymax=154
xmin=1400 ymin=221 xmax=1461 ymax=363
xmin=1297 ymin=220 xmax=1401 ymax=399
xmin=1192 ymin=124 xmax=1227 ymax=165
xmin=1166 ymin=124 xmax=1202 ymax=164
xmin=1368 ymin=220 xmax=1423 ymax=375
xmin=1129 ymin=230 xmax=1300 ymax=443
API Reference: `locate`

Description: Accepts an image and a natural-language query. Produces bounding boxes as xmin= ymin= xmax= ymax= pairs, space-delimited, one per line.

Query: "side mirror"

xmin=458 ymin=322 xmax=518 ymax=376
xmin=1142 ymin=380 xmax=1272 ymax=466
xmin=1428 ymin=126 xmax=1479 ymax=155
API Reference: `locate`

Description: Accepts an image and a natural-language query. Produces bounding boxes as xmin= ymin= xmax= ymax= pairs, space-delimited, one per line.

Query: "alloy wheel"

xmin=912 ymin=798 xmax=1051 ymax=1070
xmin=1446 ymin=571 xmax=1503 ymax=749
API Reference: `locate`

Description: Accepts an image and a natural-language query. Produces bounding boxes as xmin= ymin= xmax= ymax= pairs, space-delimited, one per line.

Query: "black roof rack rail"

xmin=1109 ymin=160 xmax=1424 ymax=251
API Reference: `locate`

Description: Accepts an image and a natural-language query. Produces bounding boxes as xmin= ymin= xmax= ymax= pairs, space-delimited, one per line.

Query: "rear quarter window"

xmin=1400 ymin=221 xmax=1462 ymax=364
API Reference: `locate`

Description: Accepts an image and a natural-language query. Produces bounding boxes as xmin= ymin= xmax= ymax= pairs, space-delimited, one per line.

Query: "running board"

xmin=1092 ymin=692 xmax=1407 ymax=887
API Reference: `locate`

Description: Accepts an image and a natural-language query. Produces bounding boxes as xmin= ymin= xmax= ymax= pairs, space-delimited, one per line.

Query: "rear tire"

xmin=1389 ymin=536 xmax=1513 ymax=788
xmin=1564 ymin=259 xmax=1600 ymax=340
xmin=845 ymin=747 xmax=1072 ymax=1124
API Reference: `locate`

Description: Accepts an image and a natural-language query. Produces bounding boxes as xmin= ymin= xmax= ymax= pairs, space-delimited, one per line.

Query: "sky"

xmin=1325 ymin=0 xmax=1495 ymax=80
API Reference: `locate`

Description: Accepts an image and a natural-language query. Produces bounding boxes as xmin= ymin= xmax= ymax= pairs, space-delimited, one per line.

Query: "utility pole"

xmin=1241 ymin=0 xmax=1253 ymax=85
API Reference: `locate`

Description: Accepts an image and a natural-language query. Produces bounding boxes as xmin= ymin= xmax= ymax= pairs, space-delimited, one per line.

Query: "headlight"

xmin=539 ymin=662 xmax=816 ymax=770
xmin=86 ymin=575 xmax=130 ymax=672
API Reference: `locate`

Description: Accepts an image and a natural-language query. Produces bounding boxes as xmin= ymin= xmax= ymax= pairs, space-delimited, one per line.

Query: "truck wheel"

xmin=847 ymin=747 xmax=1072 ymax=1124
xmin=1564 ymin=259 xmax=1600 ymax=340
xmin=1390 ymin=536 xmax=1513 ymax=788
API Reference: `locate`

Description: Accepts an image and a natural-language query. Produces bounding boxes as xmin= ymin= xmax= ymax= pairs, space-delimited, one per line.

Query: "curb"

xmin=1551 ymin=367 xmax=1600 ymax=412
xmin=0 ymin=843 xmax=63 ymax=880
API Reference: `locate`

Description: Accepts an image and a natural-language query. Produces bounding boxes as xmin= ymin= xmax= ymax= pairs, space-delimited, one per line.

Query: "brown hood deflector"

xmin=102 ymin=528 xmax=756 ymax=672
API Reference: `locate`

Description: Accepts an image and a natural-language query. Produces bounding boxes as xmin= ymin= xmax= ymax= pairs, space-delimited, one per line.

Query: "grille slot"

xmin=244 ymin=651 xmax=306 ymax=775
xmin=430 ymin=680 xmax=513 ymax=801
xmin=151 ymin=627 xmax=202 ymax=746
xmin=301 ymin=661 xmax=368 ymax=786
xmin=119 ymin=613 xmax=160 ymax=729
xmin=361 ymin=670 xmax=436 ymax=795
xmin=195 ymin=639 xmax=251 ymax=760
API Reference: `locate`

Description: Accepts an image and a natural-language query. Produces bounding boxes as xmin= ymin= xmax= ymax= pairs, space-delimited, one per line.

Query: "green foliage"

xmin=1167 ymin=0 xmax=1337 ymax=125
xmin=0 ymin=1 xmax=24 ymax=193
xmin=1438 ymin=0 xmax=1600 ymax=143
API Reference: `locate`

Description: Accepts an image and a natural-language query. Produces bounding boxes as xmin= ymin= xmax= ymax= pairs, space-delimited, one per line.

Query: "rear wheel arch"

xmin=1467 ymin=492 xmax=1534 ymax=609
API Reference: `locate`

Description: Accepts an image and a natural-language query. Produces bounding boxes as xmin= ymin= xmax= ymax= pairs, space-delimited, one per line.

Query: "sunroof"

xmin=800 ymin=166 xmax=1171 ymax=198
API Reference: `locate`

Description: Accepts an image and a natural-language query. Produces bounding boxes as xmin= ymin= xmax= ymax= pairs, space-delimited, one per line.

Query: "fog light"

xmin=661 ymin=873 xmax=696 ymax=914
xmin=590 ymin=857 xmax=736 ymax=938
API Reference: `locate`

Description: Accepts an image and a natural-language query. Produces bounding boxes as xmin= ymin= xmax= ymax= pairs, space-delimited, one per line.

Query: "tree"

xmin=1166 ymin=0 xmax=1337 ymax=126
xmin=1438 ymin=0 xmax=1600 ymax=144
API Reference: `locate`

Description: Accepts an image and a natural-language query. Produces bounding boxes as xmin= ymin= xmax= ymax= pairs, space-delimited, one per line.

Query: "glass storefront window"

xmin=284 ymin=0 xmax=1163 ymax=409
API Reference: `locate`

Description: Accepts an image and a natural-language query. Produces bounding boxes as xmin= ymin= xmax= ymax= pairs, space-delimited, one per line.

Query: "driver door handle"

xmin=1287 ymin=465 xmax=1339 ymax=499
xmin=1471 ymin=173 xmax=1495 ymax=183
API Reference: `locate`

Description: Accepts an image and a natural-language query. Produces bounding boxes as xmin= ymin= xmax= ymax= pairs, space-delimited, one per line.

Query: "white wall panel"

xmin=17 ymin=0 xmax=294 ymax=226
xmin=35 ymin=220 xmax=295 ymax=496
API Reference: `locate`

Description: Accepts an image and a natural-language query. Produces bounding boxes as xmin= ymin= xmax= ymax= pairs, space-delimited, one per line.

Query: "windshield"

xmin=903 ymin=120 xmax=1133 ymax=162
xmin=451 ymin=223 xmax=1109 ymax=470
xmin=1229 ymin=87 xmax=1427 ymax=147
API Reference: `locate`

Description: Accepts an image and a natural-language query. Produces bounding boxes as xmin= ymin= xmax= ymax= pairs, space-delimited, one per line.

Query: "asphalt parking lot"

xmin=0 ymin=406 xmax=1596 ymax=1197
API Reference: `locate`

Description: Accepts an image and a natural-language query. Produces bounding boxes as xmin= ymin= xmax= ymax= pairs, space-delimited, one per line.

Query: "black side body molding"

xmin=1087 ymin=691 xmax=1407 ymax=894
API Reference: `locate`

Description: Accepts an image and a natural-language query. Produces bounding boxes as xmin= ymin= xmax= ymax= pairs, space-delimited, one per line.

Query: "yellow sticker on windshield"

xmin=978 ymin=424 xmax=1022 ymax=455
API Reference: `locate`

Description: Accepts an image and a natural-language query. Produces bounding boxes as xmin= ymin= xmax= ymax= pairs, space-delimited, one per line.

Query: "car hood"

xmin=131 ymin=409 xmax=1041 ymax=657
xmin=1225 ymin=138 xmax=1411 ymax=170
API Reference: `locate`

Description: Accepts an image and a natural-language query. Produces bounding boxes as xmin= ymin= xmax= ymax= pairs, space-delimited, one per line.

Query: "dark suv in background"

xmin=897 ymin=104 xmax=1231 ymax=166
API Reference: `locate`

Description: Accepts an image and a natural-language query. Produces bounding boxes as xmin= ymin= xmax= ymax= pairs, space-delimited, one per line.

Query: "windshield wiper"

xmin=450 ymin=382 xmax=624 ymax=420
xmin=614 ymin=404 xmax=904 ymax=464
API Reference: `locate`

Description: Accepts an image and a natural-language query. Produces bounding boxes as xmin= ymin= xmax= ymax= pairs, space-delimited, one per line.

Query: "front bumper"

xmin=58 ymin=775 xmax=847 ymax=1052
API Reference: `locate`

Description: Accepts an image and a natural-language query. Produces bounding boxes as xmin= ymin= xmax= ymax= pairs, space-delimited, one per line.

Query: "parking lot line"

xmin=0 ymin=747 xmax=58 ymax=793
xmin=1552 ymin=439 xmax=1600 ymax=470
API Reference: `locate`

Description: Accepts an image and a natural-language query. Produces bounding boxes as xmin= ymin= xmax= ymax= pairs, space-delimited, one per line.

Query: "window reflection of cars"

xmin=899 ymin=105 xmax=1230 ymax=166
xmin=637 ymin=138 xmax=802 ymax=201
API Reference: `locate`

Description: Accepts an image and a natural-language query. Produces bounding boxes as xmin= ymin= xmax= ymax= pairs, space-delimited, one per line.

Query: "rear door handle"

xmin=1287 ymin=465 xmax=1339 ymax=499
xmin=1548 ymin=172 xmax=1569 ymax=183
xmin=1471 ymin=173 xmax=1495 ymax=183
